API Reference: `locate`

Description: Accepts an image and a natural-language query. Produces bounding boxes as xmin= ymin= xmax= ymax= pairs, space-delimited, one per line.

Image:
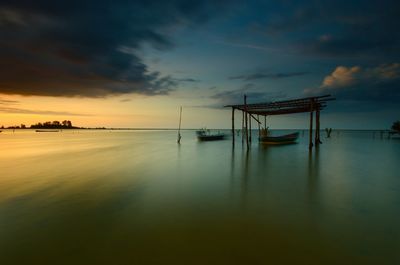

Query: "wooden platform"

xmin=225 ymin=95 xmax=335 ymax=150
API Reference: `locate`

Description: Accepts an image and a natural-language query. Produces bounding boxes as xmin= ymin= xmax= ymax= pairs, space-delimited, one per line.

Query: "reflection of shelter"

xmin=225 ymin=95 xmax=335 ymax=150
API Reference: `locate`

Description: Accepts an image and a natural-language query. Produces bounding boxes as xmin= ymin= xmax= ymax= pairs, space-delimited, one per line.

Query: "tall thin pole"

xmin=315 ymin=109 xmax=321 ymax=145
xmin=231 ymin=107 xmax=235 ymax=144
xmin=309 ymin=100 xmax=314 ymax=150
xmin=242 ymin=111 xmax=244 ymax=144
xmin=249 ymin=112 xmax=252 ymax=143
xmin=177 ymin=106 xmax=182 ymax=144
xmin=244 ymin=95 xmax=249 ymax=149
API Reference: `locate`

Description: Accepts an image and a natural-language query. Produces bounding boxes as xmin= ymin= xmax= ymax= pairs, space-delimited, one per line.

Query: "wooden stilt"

xmin=242 ymin=111 xmax=244 ymax=144
xmin=231 ymin=107 xmax=235 ymax=144
xmin=309 ymin=101 xmax=314 ymax=150
xmin=177 ymin=106 xmax=182 ymax=144
xmin=222 ymin=95 xmax=335 ymax=150
xmin=315 ymin=110 xmax=321 ymax=145
xmin=315 ymin=110 xmax=318 ymax=145
xmin=249 ymin=112 xmax=252 ymax=143
xmin=244 ymin=95 xmax=249 ymax=149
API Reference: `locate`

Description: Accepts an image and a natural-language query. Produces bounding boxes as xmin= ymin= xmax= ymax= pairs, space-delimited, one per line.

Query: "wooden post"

xmin=231 ymin=107 xmax=235 ymax=144
xmin=258 ymin=115 xmax=261 ymax=139
xmin=309 ymin=100 xmax=314 ymax=150
xmin=177 ymin=106 xmax=182 ymax=144
xmin=244 ymin=95 xmax=249 ymax=149
xmin=241 ymin=111 xmax=244 ymax=144
xmin=249 ymin=111 xmax=252 ymax=143
xmin=315 ymin=109 xmax=321 ymax=145
xmin=318 ymin=111 xmax=321 ymax=143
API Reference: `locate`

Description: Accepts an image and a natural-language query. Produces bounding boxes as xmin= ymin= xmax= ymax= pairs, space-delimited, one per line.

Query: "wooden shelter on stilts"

xmin=225 ymin=95 xmax=335 ymax=150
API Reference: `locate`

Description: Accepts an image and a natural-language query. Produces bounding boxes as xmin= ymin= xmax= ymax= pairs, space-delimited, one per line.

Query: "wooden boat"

xmin=35 ymin=129 xmax=60 ymax=132
xmin=259 ymin=132 xmax=299 ymax=144
xmin=196 ymin=129 xmax=225 ymax=141
xmin=390 ymin=131 xmax=400 ymax=139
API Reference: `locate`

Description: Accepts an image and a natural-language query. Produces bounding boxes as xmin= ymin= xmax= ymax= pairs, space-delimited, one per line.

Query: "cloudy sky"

xmin=0 ymin=0 xmax=399 ymax=129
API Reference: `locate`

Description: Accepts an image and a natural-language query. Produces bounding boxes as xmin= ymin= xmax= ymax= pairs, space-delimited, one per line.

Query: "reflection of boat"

xmin=391 ymin=132 xmax=400 ymax=139
xmin=35 ymin=130 xmax=60 ymax=132
xmin=196 ymin=129 xmax=225 ymax=141
xmin=259 ymin=132 xmax=299 ymax=144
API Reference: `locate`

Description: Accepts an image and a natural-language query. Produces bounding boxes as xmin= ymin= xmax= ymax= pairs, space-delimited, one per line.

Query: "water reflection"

xmin=1 ymin=130 xmax=399 ymax=265
xmin=228 ymin=146 xmax=250 ymax=209
xmin=308 ymin=147 xmax=320 ymax=191
xmin=240 ymin=150 xmax=250 ymax=209
xmin=307 ymin=146 xmax=321 ymax=211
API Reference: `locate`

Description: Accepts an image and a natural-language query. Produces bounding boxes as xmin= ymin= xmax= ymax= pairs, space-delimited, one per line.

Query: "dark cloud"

xmin=0 ymin=0 xmax=230 ymax=97
xmin=0 ymin=98 xmax=19 ymax=105
xmin=206 ymin=88 xmax=287 ymax=108
xmin=229 ymin=71 xmax=308 ymax=81
xmin=265 ymin=6 xmax=318 ymax=35
xmin=173 ymin=78 xmax=200 ymax=82
xmin=300 ymin=34 xmax=398 ymax=58
xmin=241 ymin=83 xmax=255 ymax=90
xmin=263 ymin=1 xmax=400 ymax=58
xmin=0 ymin=106 xmax=91 ymax=116
xmin=305 ymin=63 xmax=400 ymax=102
xmin=1 ymin=94 xmax=88 ymax=115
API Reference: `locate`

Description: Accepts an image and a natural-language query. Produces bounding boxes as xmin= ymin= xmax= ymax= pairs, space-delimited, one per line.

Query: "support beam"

xmin=244 ymin=95 xmax=249 ymax=149
xmin=224 ymin=95 xmax=335 ymax=150
xmin=241 ymin=110 xmax=244 ymax=144
xmin=231 ymin=107 xmax=235 ymax=144
xmin=309 ymin=101 xmax=314 ymax=150
xmin=249 ymin=111 xmax=252 ymax=143
xmin=249 ymin=113 xmax=262 ymax=124
xmin=315 ymin=110 xmax=321 ymax=145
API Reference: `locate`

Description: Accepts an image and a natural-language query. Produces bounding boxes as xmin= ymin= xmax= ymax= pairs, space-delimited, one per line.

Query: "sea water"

xmin=0 ymin=129 xmax=399 ymax=264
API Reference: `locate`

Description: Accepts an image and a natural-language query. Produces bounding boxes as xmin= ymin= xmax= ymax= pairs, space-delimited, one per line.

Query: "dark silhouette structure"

xmin=225 ymin=95 xmax=335 ymax=150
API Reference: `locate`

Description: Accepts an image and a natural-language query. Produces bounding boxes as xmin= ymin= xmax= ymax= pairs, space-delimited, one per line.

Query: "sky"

xmin=0 ymin=0 xmax=399 ymax=129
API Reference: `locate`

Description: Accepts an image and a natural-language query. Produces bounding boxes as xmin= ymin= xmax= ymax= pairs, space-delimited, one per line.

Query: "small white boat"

xmin=196 ymin=129 xmax=225 ymax=141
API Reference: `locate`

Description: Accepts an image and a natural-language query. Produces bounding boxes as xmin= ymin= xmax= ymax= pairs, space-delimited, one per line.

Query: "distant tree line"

xmin=2 ymin=120 xmax=79 ymax=129
xmin=31 ymin=120 xmax=78 ymax=129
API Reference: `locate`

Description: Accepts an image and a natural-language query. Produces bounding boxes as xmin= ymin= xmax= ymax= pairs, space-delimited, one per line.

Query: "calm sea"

xmin=0 ymin=129 xmax=399 ymax=264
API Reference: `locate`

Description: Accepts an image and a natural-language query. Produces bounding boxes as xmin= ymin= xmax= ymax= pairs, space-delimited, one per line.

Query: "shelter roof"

xmin=224 ymin=95 xmax=335 ymax=115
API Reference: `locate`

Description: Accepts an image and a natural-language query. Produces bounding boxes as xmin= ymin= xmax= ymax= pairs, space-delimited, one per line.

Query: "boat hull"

xmin=259 ymin=132 xmax=299 ymax=144
xmin=197 ymin=135 xmax=225 ymax=141
xmin=196 ymin=129 xmax=225 ymax=141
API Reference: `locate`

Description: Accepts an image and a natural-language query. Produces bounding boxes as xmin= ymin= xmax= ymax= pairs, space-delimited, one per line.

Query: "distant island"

xmin=0 ymin=120 xmax=106 ymax=130
xmin=30 ymin=120 xmax=78 ymax=129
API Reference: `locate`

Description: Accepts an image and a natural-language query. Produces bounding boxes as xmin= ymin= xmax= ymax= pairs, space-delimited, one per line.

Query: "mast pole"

xmin=177 ymin=106 xmax=182 ymax=144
